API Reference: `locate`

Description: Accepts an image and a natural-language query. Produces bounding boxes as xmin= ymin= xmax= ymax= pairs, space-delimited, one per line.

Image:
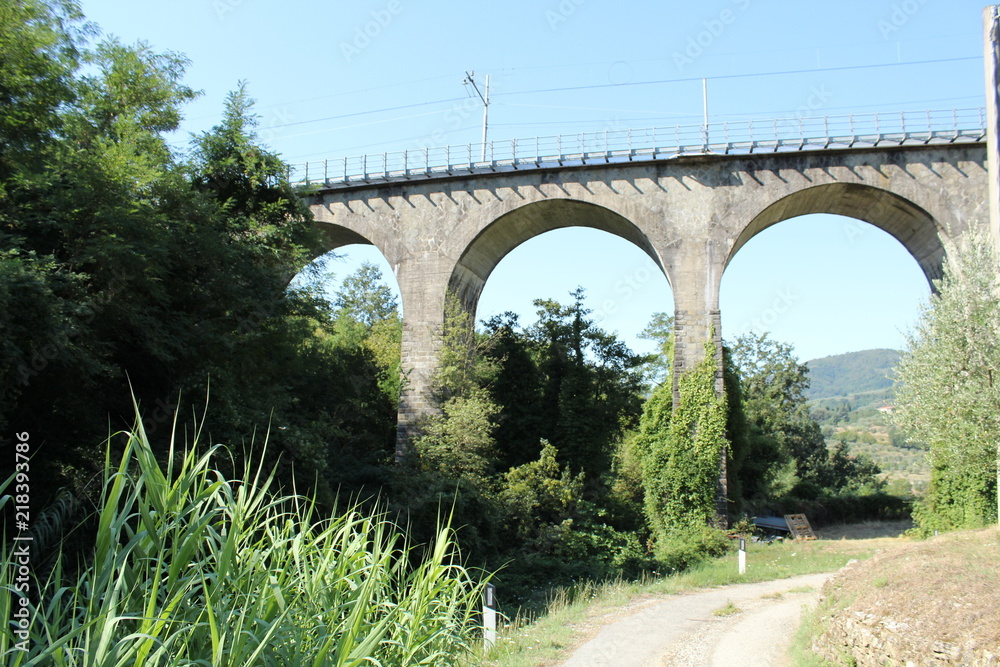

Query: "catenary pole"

xmin=464 ymin=71 xmax=490 ymax=162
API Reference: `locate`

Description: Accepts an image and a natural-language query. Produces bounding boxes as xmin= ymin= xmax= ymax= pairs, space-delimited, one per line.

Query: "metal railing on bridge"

xmin=290 ymin=107 xmax=986 ymax=188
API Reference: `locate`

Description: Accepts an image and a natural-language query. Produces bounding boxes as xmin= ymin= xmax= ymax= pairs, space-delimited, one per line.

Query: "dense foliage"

xmin=398 ymin=291 xmax=653 ymax=605
xmin=482 ymin=288 xmax=647 ymax=475
xmin=0 ymin=1 xmax=397 ymax=509
xmin=635 ymin=339 xmax=728 ymax=544
xmin=726 ymin=333 xmax=886 ymax=509
xmin=632 ymin=320 xmax=890 ymax=525
xmin=892 ymin=236 xmax=1000 ymax=532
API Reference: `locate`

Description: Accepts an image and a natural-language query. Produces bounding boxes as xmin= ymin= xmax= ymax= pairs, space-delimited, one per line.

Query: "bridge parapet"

xmin=292 ymin=107 xmax=985 ymax=189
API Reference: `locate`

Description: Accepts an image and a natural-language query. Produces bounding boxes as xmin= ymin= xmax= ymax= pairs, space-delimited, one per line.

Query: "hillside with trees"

xmin=805 ymin=349 xmax=929 ymax=493
xmin=805 ymin=348 xmax=900 ymax=401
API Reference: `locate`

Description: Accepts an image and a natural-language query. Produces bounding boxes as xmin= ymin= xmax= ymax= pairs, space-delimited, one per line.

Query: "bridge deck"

xmin=292 ymin=107 xmax=986 ymax=190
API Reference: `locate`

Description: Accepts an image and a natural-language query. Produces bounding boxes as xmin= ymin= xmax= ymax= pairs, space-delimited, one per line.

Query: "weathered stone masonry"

xmin=306 ymin=143 xmax=989 ymax=489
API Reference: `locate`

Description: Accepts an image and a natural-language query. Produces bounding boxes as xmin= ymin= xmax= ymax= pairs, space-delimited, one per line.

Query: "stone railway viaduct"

xmin=305 ymin=141 xmax=991 ymax=464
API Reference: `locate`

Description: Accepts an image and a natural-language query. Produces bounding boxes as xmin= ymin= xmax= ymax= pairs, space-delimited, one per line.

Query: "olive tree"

xmin=892 ymin=235 xmax=1000 ymax=530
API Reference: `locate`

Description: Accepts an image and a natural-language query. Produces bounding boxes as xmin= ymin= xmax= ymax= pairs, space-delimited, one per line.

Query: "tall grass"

xmin=2 ymin=411 xmax=487 ymax=666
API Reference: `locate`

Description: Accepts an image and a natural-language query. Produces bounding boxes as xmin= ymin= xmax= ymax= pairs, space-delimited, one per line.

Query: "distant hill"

xmin=804 ymin=349 xmax=901 ymax=401
xmin=804 ymin=349 xmax=927 ymax=489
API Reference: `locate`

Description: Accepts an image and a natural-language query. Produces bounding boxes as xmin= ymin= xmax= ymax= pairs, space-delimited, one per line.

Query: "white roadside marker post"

xmin=484 ymin=583 xmax=497 ymax=649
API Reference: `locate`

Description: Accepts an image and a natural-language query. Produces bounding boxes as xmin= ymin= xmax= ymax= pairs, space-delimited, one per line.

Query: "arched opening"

xmin=720 ymin=211 xmax=932 ymax=493
xmin=722 ymin=214 xmax=928 ymax=360
xmin=476 ymin=227 xmax=674 ymax=357
xmin=727 ymin=182 xmax=945 ymax=286
xmin=459 ymin=210 xmax=673 ymax=477
xmin=292 ymin=218 xmax=402 ymax=315
xmin=449 ymin=198 xmax=666 ymax=321
xmin=294 ymin=244 xmax=401 ymax=314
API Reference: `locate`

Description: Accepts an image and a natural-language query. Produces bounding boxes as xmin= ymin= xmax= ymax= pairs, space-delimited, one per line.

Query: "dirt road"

xmin=557 ymin=572 xmax=832 ymax=666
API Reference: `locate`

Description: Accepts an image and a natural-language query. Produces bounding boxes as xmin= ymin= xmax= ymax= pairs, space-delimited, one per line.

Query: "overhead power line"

xmin=265 ymin=56 xmax=980 ymax=140
xmin=265 ymin=96 xmax=467 ymax=131
xmin=495 ymin=56 xmax=982 ymax=98
xmin=463 ymin=71 xmax=491 ymax=161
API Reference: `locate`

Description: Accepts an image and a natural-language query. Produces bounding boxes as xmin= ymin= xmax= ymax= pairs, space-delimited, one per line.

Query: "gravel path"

xmin=558 ymin=572 xmax=833 ymax=666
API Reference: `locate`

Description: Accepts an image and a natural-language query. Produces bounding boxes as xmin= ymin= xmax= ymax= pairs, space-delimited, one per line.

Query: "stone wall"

xmin=810 ymin=529 xmax=1000 ymax=666
xmin=813 ymin=607 xmax=999 ymax=666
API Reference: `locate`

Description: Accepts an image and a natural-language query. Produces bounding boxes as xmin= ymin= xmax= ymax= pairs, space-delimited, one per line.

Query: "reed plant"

xmin=2 ymin=409 xmax=487 ymax=666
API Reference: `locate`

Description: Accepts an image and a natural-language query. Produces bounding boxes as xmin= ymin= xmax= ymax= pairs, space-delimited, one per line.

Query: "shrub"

xmin=491 ymin=443 xmax=655 ymax=606
xmin=653 ymin=526 xmax=732 ymax=574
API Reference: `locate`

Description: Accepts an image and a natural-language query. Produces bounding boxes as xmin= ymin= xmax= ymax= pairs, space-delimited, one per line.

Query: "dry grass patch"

xmin=712 ymin=601 xmax=742 ymax=617
xmin=813 ymin=519 xmax=913 ymax=541
xmin=811 ymin=526 xmax=1000 ymax=663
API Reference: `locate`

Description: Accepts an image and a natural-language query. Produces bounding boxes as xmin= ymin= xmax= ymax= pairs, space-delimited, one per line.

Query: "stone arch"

xmin=726 ymin=183 xmax=945 ymax=286
xmin=448 ymin=198 xmax=667 ymax=316
xmin=312 ymin=222 xmax=375 ymax=254
xmin=297 ymin=221 xmax=402 ymax=321
xmin=307 ymin=195 xmax=406 ymax=274
xmin=304 ymin=215 xmax=402 ymax=282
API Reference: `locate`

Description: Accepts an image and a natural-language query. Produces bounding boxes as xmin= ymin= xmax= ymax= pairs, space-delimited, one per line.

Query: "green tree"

xmin=481 ymin=312 xmax=545 ymax=470
xmin=406 ymin=290 xmax=500 ymax=482
xmin=816 ymin=441 xmax=884 ymax=494
xmin=0 ymin=6 xmax=358 ymax=507
xmin=892 ymin=236 xmax=1000 ymax=530
xmin=322 ymin=261 xmax=403 ymax=405
xmin=637 ymin=311 xmax=674 ymax=387
xmin=499 ymin=441 xmax=584 ymax=544
xmin=334 ymin=261 xmax=399 ymax=328
xmin=1 ymin=14 xmax=216 ymax=492
xmin=181 ymin=85 xmax=405 ymax=503
xmin=497 ymin=440 xmax=651 ymax=587
xmin=0 ymin=0 xmax=85 ymax=179
xmin=191 ymin=82 xmax=316 ymax=276
xmin=728 ymin=332 xmax=827 ymax=498
xmin=390 ymin=292 xmax=502 ymax=563
xmin=414 ymin=392 xmax=499 ymax=481
xmin=527 ymin=288 xmax=645 ymax=478
xmin=433 ymin=292 xmax=492 ymax=403
xmin=75 ymin=38 xmax=196 ymax=158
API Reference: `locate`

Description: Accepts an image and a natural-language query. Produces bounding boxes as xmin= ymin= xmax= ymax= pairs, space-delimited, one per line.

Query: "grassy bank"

xmin=468 ymin=522 xmax=911 ymax=667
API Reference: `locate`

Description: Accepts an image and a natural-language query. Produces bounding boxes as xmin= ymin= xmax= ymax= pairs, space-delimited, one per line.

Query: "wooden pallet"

xmin=783 ymin=513 xmax=817 ymax=540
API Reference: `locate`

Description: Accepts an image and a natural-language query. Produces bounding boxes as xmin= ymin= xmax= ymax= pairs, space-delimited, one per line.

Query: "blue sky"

xmin=79 ymin=0 xmax=988 ymax=361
